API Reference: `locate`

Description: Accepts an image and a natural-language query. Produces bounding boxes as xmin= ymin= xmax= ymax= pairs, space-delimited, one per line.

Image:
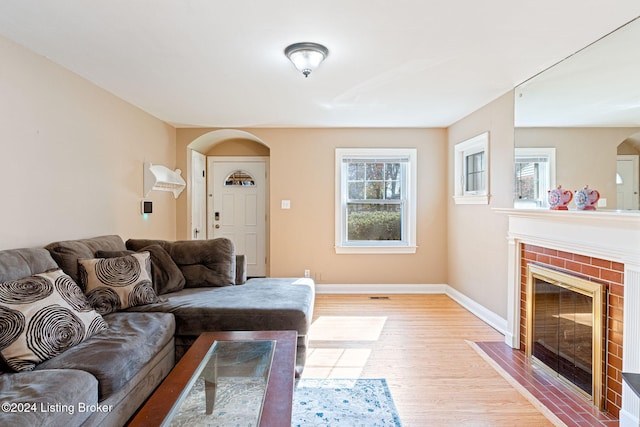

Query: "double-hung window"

xmin=335 ymin=148 xmax=417 ymax=254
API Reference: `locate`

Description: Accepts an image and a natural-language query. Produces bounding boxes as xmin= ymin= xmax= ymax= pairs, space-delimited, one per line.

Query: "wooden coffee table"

xmin=128 ymin=330 xmax=297 ymax=426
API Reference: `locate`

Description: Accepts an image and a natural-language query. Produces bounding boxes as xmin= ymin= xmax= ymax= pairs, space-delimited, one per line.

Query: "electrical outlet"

xmin=304 ymin=269 xmax=311 ymax=278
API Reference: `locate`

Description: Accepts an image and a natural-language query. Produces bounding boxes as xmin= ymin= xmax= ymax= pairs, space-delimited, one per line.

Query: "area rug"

xmin=292 ymin=378 xmax=402 ymax=427
xmin=166 ymin=377 xmax=267 ymax=426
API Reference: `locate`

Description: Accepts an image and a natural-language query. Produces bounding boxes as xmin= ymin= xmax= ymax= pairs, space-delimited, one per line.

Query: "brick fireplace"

xmin=499 ymin=208 xmax=640 ymax=425
xmin=520 ymin=243 xmax=624 ymax=415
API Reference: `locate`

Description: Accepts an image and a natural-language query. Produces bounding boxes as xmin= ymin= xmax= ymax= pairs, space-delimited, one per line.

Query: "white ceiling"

xmin=0 ymin=1 xmax=639 ymax=128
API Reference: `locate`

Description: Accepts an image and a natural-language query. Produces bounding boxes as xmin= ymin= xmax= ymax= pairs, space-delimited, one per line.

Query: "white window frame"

xmin=514 ymin=147 xmax=556 ymax=208
xmin=335 ymin=148 xmax=417 ymax=254
xmin=453 ymin=132 xmax=490 ymax=205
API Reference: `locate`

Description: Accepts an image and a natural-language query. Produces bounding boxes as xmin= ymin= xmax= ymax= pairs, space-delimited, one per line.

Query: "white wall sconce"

xmin=284 ymin=42 xmax=329 ymax=78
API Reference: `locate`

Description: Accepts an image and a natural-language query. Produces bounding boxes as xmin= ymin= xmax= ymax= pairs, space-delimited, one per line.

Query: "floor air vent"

xmin=369 ymin=296 xmax=390 ymax=300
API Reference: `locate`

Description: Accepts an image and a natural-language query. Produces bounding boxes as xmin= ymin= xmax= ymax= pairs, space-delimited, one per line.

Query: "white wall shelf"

xmin=143 ymin=162 xmax=186 ymax=198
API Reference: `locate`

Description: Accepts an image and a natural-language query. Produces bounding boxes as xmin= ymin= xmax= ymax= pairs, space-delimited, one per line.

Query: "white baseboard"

xmin=314 ymin=283 xmax=507 ymax=336
xmin=503 ymin=331 xmax=518 ymax=348
xmin=314 ymin=283 xmax=447 ymax=294
xmin=444 ymin=286 xmax=508 ymax=335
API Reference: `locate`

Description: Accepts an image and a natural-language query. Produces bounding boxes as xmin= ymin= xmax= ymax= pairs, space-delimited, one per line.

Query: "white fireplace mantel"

xmin=495 ymin=208 xmax=640 ymax=426
xmin=497 ymin=208 xmax=640 ymax=264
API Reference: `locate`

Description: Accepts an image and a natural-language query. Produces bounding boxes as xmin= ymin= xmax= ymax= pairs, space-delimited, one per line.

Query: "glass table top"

xmin=162 ymin=340 xmax=276 ymax=427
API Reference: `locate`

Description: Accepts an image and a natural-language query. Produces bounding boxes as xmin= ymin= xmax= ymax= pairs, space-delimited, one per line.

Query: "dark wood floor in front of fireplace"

xmin=476 ymin=341 xmax=618 ymax=427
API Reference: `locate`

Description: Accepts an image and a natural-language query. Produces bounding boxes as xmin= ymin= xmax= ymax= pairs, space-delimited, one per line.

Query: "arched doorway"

xmin=617 ymin=132 xmax=640 ymax=210
xmin=186 ymin=130 xmax=270 ymax=276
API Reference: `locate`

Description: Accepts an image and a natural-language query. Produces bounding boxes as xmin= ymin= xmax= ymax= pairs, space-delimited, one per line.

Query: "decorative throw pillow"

xmin=78 ymin=251 xmax=159 ymax=315
xmin=0 ymin=269 xmax=108 ymax=372
xmin=137 ymin=244 xmax=185 ymax=295
xmin=96 ymin=246 xmax=185 ymax=295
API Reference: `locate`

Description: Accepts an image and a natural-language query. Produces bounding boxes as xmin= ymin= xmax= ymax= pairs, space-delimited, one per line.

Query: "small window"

xmin=224 ymin=170 xmax=255 ymax=186
xmin=514 ymin=147 xmax=556 ymax=208
xmin=335 ymin=148 xmax=417 ymax=254
xmin=454 ymin=132 xmax=489 ymax=204
xmin=465 ymin=151 xmax=485 ymax=193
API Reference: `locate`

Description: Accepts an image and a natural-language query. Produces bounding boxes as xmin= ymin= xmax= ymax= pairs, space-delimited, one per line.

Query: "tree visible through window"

xmin=347 ymin=160 xmax=402 ymax=241
xmin=335 ymin=148 xmax=417 ymax=254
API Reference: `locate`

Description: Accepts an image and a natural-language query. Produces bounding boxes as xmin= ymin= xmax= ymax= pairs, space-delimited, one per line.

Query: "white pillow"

xmin=0 ymin=269 xmax=108 ymax=371
xmin=79 ymin=251 xmax=159 ymax=315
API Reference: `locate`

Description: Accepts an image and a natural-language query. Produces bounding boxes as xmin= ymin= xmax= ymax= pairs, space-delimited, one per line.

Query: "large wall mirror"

xmin=514 ymin=16 xmax=640 ymax=211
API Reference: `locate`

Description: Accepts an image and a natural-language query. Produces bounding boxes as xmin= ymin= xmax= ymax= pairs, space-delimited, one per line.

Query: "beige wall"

xmin=516 ymin=127 xmax=639 ymax=207
xmin=177 ymin=127 xmax=448 ymax=284
xmin=447 ymin=91 xmax=515 ymax=318
xmin=6 ymin=28 xmax=633 ymax=321
xmin=0 ymin=32 xmax=524 ymax=315
xmin=0 ymin=36 xmax=177 ymax=250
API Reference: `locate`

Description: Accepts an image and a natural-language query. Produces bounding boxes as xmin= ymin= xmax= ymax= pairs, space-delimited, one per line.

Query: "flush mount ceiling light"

xmin=284 ymin=42 xmax=329 ymax=78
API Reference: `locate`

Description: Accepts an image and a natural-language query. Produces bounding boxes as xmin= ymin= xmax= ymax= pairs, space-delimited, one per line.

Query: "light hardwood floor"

xmin=301 ymin=294 xmax=555 ymax=426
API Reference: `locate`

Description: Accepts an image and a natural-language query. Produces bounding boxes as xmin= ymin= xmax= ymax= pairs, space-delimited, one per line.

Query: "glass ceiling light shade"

xmin=284 ymin=42 xmax=329 ymax=78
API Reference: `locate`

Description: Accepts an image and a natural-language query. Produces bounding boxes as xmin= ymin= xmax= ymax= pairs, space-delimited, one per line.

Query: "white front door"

xmin=617 ymin=155 xmax=640 ymax=209
xmin=191 ymin=150 xmax=207 ymax=240
xmin=208 ymin=157 xmax=267 ymax=277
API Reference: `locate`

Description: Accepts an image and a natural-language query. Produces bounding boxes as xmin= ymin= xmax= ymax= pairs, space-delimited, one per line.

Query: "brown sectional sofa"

xmin=0 ymin=235 xmax=315 ymax=427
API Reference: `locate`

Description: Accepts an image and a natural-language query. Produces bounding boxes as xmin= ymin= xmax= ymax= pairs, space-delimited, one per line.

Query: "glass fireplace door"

xmin=532 ymin=278 xmax=593 ymax=395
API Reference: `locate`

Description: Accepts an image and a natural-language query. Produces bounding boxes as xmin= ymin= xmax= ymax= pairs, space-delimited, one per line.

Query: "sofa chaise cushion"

xmin=126 ymin=238 xmax=236 ymax=288
xmin=0 ymin=248 xmax=58 ymax=283
xmin=125 ymin=278 xmax=315 ymax=337
xmin=35 ymin=312 xmax=175 ymax=400
xmin=45 ymin=235 xmax=128 ymax=285
xmin=0 ymin=368 xmax=98 ymax=427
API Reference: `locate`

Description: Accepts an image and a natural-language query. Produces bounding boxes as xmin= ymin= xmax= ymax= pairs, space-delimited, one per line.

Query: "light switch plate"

xmin=281 ymin=200 xmax=291 ymax=209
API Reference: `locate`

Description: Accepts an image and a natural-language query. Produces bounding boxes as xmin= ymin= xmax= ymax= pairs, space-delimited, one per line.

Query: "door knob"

xmin=215 ymin=224 xmax=220 ymax=229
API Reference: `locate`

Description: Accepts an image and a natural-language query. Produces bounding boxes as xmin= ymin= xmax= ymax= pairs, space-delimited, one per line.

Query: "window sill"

xmin=335 ymin=245 xmax=417 ymax=254
xmin=453 ymin=194 xmax=489 ymax=205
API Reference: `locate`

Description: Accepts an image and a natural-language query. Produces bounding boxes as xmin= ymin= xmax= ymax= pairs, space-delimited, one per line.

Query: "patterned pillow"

xmin=0 ymin=269 xmax=108 ymax=372
xmin=78 ymin=251 xmax=159 ymax=315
